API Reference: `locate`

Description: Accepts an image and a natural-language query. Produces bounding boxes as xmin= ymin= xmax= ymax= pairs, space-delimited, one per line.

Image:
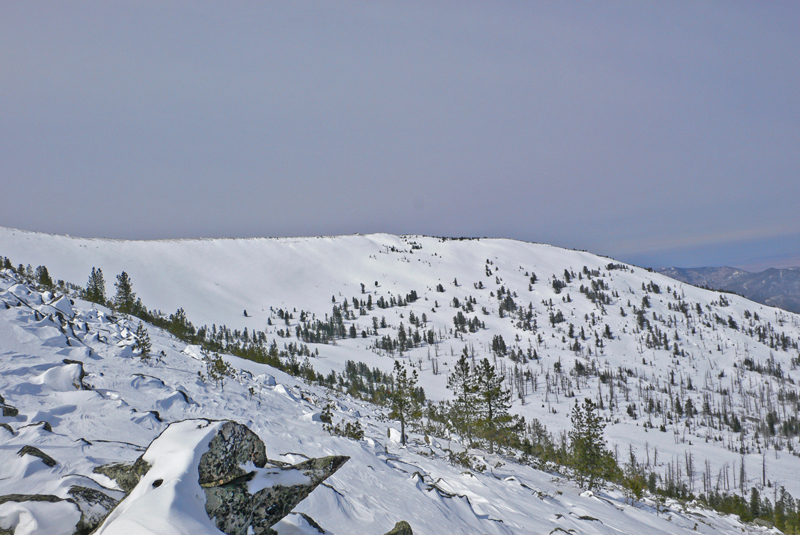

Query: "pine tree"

xmin=34 ymin=266 xmax=53 ymax=288
xmin=389 ymin=361 xmax=422 ymax=446
xmin=569 ymin=397 xmax=612 ymax=490
xmin=113 ymin=271 xmax=136 ymax=314
xmin=201 ymin=350 xmax=234 ymax=390
xmin=447 ymin=353 xmax=477 ymax=445
xmin=749 ymin=487 xmax=760 ymax=519
xmin=83 ymin=267 xmax=107 ymax=304
xmin=133 ymin=322 xmax=152 ymax=361
xmin=474 ymin=358 xmax=515 ymax=454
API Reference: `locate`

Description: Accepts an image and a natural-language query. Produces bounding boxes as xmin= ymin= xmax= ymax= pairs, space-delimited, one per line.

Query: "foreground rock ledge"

xmin=94 ymin=419 xmax=349 ymax=535
xmin=199 ymin=421 xmax=349 ymax=534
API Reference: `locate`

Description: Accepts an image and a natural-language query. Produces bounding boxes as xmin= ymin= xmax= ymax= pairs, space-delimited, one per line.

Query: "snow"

xmin=95 ymin=419 xmax=224 ymax=535
xmin=0 ymin=228 xmax=796 ymax=534
xmin=245 ymin=462 xmax=312 ymax=495
xmin=30 ymin=363 xmax=83 ymax=392
xmin=0 ymin=500 xmax=81 ymax=535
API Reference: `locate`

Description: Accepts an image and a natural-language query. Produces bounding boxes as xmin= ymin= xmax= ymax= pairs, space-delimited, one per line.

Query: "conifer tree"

xmin=389 ymin=361 xmax=422 ymax=446
xmin=133 ymin=321 xmax=152 ymax=361
xmin=83 ymin=267 xmax=107 ymax=304
xmin=474 ymin=358 xmax=515 ymax=454
xmin=113 ymin=271 xmax=136 ymax=314
xmin=201 ymin=350 xmax=234 ymax=390
xmin=447 ymin=353 xmax=477 ymax=445
xmin=35 ymin=266 xmax=53 ymax=288
xmin=569 ymin=398 xmax=612 ymax=490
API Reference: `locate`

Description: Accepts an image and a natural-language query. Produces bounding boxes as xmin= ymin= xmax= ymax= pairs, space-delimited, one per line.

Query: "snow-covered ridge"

xmin=2 ymin=227 xmax=800 ymax=532
xmin=0 ymin=273 xmax=781 ymax=534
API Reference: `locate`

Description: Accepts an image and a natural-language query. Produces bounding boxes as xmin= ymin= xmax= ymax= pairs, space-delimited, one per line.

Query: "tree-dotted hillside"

xmin=2 ymin=230 xmax=800 ymax=523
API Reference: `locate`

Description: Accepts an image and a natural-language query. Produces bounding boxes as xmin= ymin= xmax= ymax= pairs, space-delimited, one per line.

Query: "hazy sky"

xmin=2 ymin=2 xmax=798 ymax=269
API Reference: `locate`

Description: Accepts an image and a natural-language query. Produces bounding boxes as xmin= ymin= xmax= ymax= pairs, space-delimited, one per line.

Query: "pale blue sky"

xmin=1 ymin=1 xmax=798 ymax=269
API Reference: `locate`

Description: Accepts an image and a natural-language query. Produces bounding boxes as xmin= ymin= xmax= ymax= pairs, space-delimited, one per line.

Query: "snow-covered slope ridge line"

xmin=1 ymin=227 xmax=799 ymax=530
xmin=0 ymin=272 xmax=781 ymax=534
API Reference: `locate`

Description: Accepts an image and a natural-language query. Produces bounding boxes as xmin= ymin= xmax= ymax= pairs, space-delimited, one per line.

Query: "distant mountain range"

xmin=657 ymin=265 xmax=800 ymax=313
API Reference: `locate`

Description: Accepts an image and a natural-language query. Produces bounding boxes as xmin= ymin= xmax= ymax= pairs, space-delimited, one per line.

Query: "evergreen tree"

xmin=168 ymin=308 xmax=194 ymax=339
xmin=749 ymin=487 xmax=760 ymax=519
xmin=447 ymin=354 xmax=477 ymax=445
xmin=202 ymin=350 xmax=234 ymax=390
xmin=34 ymin=266 xmax=53 ymax=288
xmin=113 ymin=271 xmax=136 ymax=314
xmin=83 ymin=267 xmax=107 ymax=304
xmin=474 ymin=358 xmax=515 ymax=454
xmin=389 ymin=361 xmax=422 ymax=446
xmin=133 ymin=321 xmax=152 ymax=361
xmin=569 ymin=397 xmax=612 ymax=490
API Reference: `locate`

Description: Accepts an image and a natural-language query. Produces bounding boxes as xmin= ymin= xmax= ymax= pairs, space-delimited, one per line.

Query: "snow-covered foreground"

xmin=0 ymin=270 xmax=784 ymax=534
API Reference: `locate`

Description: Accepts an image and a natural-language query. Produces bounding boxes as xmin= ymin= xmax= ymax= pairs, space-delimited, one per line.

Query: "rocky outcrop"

xmin=94 ymin=419 xmax=349 ymax=535
xmin=0 ymin=393 xmax=18 ymax=417
xmin=384 ymin=521 xmax=413 ymax=535
xmin=93 ymin=457 xmax=152 ymax=493
xmin=62 ymin=358 xmax=89 ymax=390
xmin=204 ymin=454 xmax=349 ymax=535
xmin=198 ymin=420 xmax=267 ymax=486
xmin=21 ymin=420 xmax=52 ymax=432
xmin=0 ymin=491 xmax=117 ymax=535
xmin=3 ymin=420 xmax=352 ymax=535
xmin=67 ymin=486 xmax=120 ymax=535
xmin=199 ymin=420 xmax=348 ymax=535
xmin=17 ymin=445 xmax=57 ymax=467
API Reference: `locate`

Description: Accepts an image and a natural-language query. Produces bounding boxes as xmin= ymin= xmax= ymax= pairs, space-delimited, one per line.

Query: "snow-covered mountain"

xmin=1 ymin=226 xmax=799 ymax=534
xmin=659 ymin=266 xmax=800 ymax=314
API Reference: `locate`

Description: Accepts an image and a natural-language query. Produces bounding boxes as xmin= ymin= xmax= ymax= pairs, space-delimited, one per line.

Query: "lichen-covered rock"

xmin=198 ymin=420 xmax=267 ymax=487
xmin=93 ymin=457 xmax=152 ymax=493
xmin=198 ymin=421 xmax=348 ymax=534
xmin=0 ymin=493 xmax=63 ymax=506
xmin=21 ymin=420 xmax=52 ymax=432
xmin=67 ymin=486 xmax=120 ymax=535
xmin=203 ymin=454 xmax=349 ymax=535
xmin=384 ymin=520 xmax=413 ymax=535
xmin=17 ymin=445 xmax=57 ymax=467
xmin=1 ymin=404 xmax=18 ymax=417
xmin=93 ymin=419 xmax=348 ymax=535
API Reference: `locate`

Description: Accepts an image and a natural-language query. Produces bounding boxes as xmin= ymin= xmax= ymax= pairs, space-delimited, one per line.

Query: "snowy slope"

xmin=2 ymin=227 xmax=800 ymax=517
xmin=0 ymin=272 xmax=781 ymax=534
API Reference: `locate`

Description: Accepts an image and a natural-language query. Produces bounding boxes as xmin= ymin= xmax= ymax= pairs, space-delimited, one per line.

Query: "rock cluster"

xmin=93 ymin=419 xmax=349 ymax=535
xmin=200 ymin=421 xmax=349 ymax=534
xmin=2 ymin=419 xmax=412 ymax=534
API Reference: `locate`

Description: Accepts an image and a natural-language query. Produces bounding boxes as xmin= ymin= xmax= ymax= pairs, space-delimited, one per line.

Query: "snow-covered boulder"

xmin=94 ymin=419 xmax=348 ymax=535
xmin=255 ymin=373 xmax=276 ymax=386
xmin=50 ymin=295 xmax=75 ymax=319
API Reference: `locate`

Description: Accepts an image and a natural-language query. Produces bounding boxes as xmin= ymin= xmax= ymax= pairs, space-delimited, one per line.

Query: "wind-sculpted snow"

xmin=0 ymin=273 xmax=785 ymax=533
